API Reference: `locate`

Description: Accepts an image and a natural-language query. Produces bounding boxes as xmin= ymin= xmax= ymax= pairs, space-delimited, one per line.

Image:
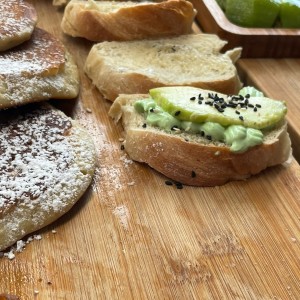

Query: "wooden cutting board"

xmin=1 ymin=1 xmax=300 ymax=299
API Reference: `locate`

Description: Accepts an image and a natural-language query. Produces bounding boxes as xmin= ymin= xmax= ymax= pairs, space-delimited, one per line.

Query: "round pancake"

xmin=0 ymin=0 xmax=38 ymax=51
xmin=0 ymin=27 xmax=66 ymax=78
xmin=0 ymin=104 xmax=96 ymax=251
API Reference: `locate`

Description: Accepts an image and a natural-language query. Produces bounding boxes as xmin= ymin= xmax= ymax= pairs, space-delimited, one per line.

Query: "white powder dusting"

xmin=0 ymin=0 xmax=36 ymax=38
xmin=113 ymin=205 xmax=130 ymax=230
xmin=1 ymin=234 xmax=43 ymax=260
xmin=0 ymin=105 xmax=95 ymax=251
xmin=0 ymin=27 xmax=64 ymax=77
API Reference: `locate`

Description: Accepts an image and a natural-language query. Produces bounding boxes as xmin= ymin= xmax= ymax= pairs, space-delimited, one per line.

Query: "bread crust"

xmin=109 ymin=94 xmax=292 ymax=186
xmin=61 ymin=0 xmax=196 ymax=41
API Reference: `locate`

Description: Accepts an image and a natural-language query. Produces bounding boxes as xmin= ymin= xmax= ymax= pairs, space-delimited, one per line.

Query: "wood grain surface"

xmin=1 ymin=1 xmax=300 ymax=299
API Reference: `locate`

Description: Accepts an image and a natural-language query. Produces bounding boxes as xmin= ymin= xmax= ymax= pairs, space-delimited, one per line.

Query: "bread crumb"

xmin=51 ymin=229 xmax=57 ymax=234
xmin=291 ymin=237 xmax=297 ymax=242
xmin=127 ymin=181 xmax=135 ymax=186
xmin=85 ymin=107 xmax=92 ymax=113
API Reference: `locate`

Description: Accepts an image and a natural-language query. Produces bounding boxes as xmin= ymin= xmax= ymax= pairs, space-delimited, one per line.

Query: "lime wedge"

xmin=280 ymin=0 xmax=300 ymax=28
xmin=225 ymin=0 xmax=280 ymax=28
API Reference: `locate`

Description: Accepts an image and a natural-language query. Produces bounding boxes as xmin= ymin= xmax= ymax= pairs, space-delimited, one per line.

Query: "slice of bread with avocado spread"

xmin=108 ymin=86 xmax=292 ymax=186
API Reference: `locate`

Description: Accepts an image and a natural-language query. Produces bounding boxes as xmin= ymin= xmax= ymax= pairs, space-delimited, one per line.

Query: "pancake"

xmin=0 ymin=27 xmax=80 ymax=110
xmin=0 ymin=0 xmax=37 ymax=51
xmin=0 ymin=103 xmax=96 ymax=251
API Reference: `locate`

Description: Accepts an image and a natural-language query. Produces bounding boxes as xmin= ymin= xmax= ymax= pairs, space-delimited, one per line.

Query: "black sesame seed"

xmin=218 ymin=108 xmax=224 ymax=113
xmin=142 ymin=123 xmax=147 ymax=128
xmin=200 ymin=131 xmax=205 ymax=137
xmin=149 ymin=108 xmax=154 ymax=113
xmin=175 ymin=182 xmax=183 ymax=189
xmin=239 ymin=116 xmax=244 ymax=121
xmin=198 ymin=100 xmax=202 ymax=104
xmin=120 ymin=145 xmax=125 ymax=150
xmin=235 ymin=110 xmax=240 ymax=115
xmin=214 ymin=104 xmax=220 ymax=109
xmin=245 ymin=94 xmax=250 ymax=98
xmin=165 ymin=180 xmax=173 ymax=186
xmin=190 ymin=97 xmax=196 ymax=101
xmin=256 ymin=104 xmax=262 ymax=108
xmin=174 ymin=110 xmax=181 ymax=116
xmin=248 ymin=104 xmax=254 ymax=108
xmin=206 ymin=135 xmax=212 ymax=140
xmin=191 ymin=171 xmax=196 ymax=178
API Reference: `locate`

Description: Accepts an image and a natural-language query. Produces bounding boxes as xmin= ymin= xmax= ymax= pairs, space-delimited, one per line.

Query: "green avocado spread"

xmin=133 ymin=87 xmax=286 ymax=153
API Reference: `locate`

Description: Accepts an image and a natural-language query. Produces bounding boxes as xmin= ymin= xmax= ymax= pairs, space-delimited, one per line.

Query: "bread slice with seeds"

xmin=0 ymin=0 xmax=37 ymax=51
xmin=84 ymin=34 xmax=242 ymax=102
xmin=61 ymin=0 xmax=196 ymax=42
xmin=108 ymin=91 xmax=292 ymax=187
xmin=0 ymin=103 xmax=96 ymax=251
xmin=0 ymin=27 xmax=79 ymax=110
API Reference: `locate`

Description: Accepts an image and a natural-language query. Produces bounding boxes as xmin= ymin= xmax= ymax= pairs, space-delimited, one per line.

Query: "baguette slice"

xmin=109 ymin=93 xmax=292 ymax=187
xmin=0 ymin=103 xmax=96 ymax=251
xmin=0 ymin=0 xmax=37 ymax=51
xmin=61 ymin=0 xmax=196 ymax=41
xmin=0 ymin=28 xmax=79 ymax=110
xmin=84 ymin=34 xmax=242 ymax=101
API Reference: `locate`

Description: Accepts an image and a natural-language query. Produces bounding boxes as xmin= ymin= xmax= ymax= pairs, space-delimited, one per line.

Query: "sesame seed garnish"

xmin=254 ymin=107 xmax=258 ymax=112
xmin=120 ymin=145 xmax=125 ymax=150
xmin=165 ymin=180 xmax=173 ymax=186
xmin=206 ymin=135 xmax=212 ymax=140
xmin=149 ymin=108 xmax=154 ymax=113
xmin=235 ymin=110 xmax=240 ymax=114
xmin=256 ymin=104 xmax=262 ymax=108
xmin=245 ymin=94 xmax=250 ymax=98
xmin=190 ymin=97 xmax=196 ymax=101
xmin=175 ymin=182 xmax=183 ymax=189
xmin=171 ymin=125 xmax=180 ymax=131
xmin=191 ymin=171 xmax=196 ymax=178
xmin=198 ymin=100 xmax=202 ymax=104
xmin=200 ymin=131 xmax=205 ymax=137
xmin=239 ymin=116 xmax=244 ymax=121
xmin=142 ymin=123 xmax=147 ymax=128
xmin=174 ymin=111 xmax=181 ymax=116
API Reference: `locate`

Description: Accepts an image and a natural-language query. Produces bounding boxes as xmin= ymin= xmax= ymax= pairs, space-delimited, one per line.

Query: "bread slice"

xmin=108 ymin=93 xmax=292 ymax=187
xmin=84 ymin=34 xmax=242 ymax=101
xmin=61 ymin=0 xmax=196 ymax=41
xmin=0 ymin=0 xmax=37 ymax=51
xmin=0 ymin=103 xmax=96 ymax=251
xmin=0 ymin=27 xmax=79 ymax=110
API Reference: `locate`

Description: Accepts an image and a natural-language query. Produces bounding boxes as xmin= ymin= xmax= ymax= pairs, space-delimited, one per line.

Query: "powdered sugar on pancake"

xmin=0 ymin=28 xmax=65 ymax=77
xmin=0 ymin=105 xmax=96 ymax=251
xmin=0 ymin=0 xmax=37 ymax=37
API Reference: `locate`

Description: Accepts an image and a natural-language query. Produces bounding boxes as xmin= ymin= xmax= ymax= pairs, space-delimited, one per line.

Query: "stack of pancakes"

xmin=0 ymin=0 xmax=96 ymax=252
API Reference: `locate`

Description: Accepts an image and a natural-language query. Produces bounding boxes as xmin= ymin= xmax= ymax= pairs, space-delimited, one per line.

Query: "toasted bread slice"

xmin=84 ymin=34 xmax=242 ymax=101
xmin=109 ymin=93 xmax=292 ymax=187
xmin=61 ymin=0 xmax=196 ymax=41
xmin=0 ymin=103 xmax=96 ymax=251
xmin=0 ymin=0 xmax=38 ymax=51
xmin=0 ymin=27 xmax=79 ymax=110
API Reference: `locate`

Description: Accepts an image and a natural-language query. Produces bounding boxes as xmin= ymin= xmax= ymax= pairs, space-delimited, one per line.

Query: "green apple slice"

xmin=149 ymin=87 xmax=287 ymax=129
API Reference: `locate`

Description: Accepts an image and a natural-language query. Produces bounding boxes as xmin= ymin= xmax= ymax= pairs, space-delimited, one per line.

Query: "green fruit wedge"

xmin=149 ymin=87 xmax=287 ymax=129
xmin=225 ymin=0 xmax=280 ymax=28
xmin=280 ymin=0 xmax=300 ymax=28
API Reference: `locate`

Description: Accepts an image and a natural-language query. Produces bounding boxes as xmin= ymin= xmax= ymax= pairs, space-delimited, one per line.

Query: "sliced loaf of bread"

xmin=84 ymin=34 xmax=242 ymax=101
xmin=61 ymin=0 xmax=196 ymax=41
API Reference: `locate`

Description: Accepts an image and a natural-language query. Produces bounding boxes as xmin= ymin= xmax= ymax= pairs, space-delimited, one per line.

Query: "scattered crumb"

xmin=1 ymin=234 xmax=43 ymax=260
xmin=118 ymin=138 xmax=125 ymax=142
xmin=127 ymin=181 xmax=135 ymax=186
xmin=51 ymin=230 xmax=57 ymax=234
xmin=214 ymin=151 xmax=220 ymax=156
xmin=85 ymin=107 xmax=92 ymax=113
xmin=291 ymin=237 xmax=297 ymax=242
